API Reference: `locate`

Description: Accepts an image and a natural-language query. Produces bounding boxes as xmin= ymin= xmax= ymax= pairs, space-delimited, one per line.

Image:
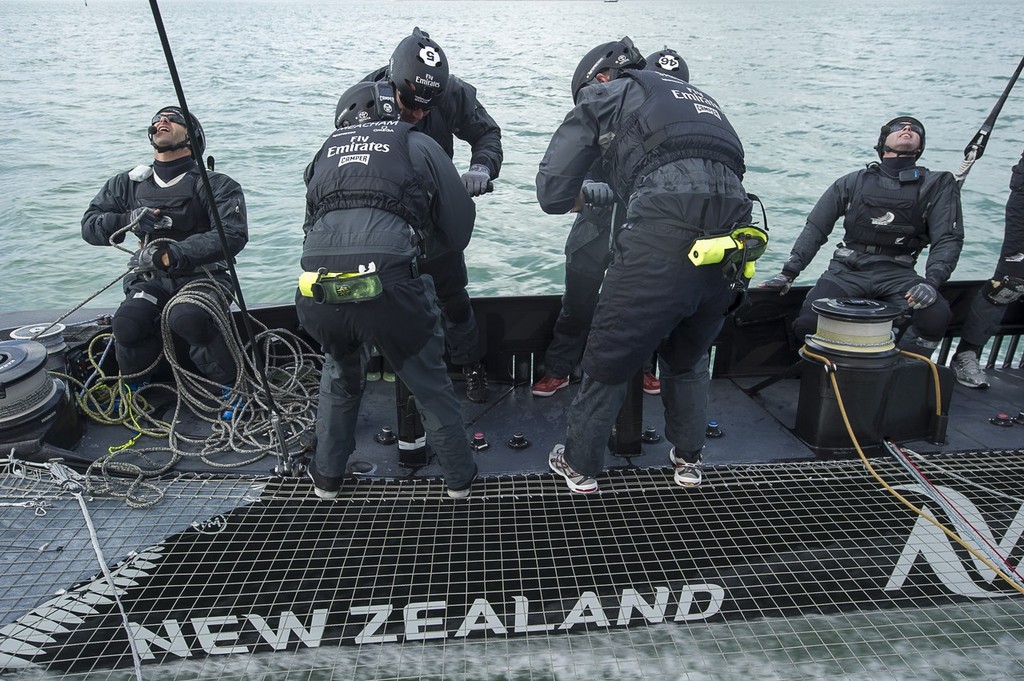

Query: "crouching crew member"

xmin=537 ymin=38 xmax=755 ymax=493
xmin=299 ymin=81 xmax=478 ymax=500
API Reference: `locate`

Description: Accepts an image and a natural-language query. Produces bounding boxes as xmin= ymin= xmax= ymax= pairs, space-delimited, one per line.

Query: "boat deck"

xmin=2 ymin=284 xmax=1024 ymax=679
xmin=13 ymin=283 xmax=1021 ymax=481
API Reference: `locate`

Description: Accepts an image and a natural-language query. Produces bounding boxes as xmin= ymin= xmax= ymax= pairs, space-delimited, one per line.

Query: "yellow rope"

xmin=800 ymin=346 xmax=1024 ymax=596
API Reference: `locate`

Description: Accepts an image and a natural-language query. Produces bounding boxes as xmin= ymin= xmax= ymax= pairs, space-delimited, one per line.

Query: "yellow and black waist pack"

xmin=687 ymin=225 xmax=769 ymax=279
xmin=298 ymin=268 xmax=383 ymax=304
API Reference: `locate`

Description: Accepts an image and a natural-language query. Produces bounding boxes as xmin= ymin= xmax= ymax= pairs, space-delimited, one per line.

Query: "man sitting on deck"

xmin=761 ymin=116 xmax=964 ymax=358
xmin=949 ymin=144 xmax=1024 ymax=388
xmin=81 ymin=105 xmax=248 ymax=418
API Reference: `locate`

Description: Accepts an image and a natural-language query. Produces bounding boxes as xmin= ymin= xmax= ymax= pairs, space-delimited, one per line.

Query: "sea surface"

xmin=1 ymin=0 xmax=1023 ymax=314
xmin=3 ymin=3 xmax=1024 ymax=679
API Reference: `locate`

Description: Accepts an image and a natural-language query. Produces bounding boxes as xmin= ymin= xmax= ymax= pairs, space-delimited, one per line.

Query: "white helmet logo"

xmin=658 ymin=55 xmax=679 ymax=71
xmin=419 ymin=47 xmax=441 ymax=67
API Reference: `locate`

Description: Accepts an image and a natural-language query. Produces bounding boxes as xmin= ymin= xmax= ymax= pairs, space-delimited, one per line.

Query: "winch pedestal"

xmin=794 ymin=298 xmax=951 ymax=457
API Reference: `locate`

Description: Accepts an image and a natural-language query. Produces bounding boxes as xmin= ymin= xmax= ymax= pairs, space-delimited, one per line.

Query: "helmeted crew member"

xmin=537 ymin=41 xmax=754 ymax=494
xmin=357 ymin=27 xmax=503 ymax=402
xmin=531 ymin=39 xmax=667 ymax=399
xmin=949 ymin=146 xmax=1024 ymax=388
xmin=761 ymin=117 xmax=964 ymax=357
xmin=301 ymin=81 xmax=478 ymax=500
xmin=81 ymin=105 xmax=248 ymax=403
xmin=645 ymin=46 xmax=689 ymax=82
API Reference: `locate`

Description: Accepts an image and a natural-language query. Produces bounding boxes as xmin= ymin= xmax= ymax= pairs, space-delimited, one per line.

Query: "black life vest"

xmin=305 ymin=121 xmax=429 ymax=231
xmin=601 ymin=70 xmax=746 ymax=200
xmin=842 ymin=164 xmax=928 ymax=256
xmin=133 ymin=168 xmax=210 ymax=242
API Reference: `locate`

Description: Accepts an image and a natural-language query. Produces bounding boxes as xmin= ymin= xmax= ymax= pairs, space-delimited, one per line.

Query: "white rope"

xmin=47 ymin=461 xmax=145 ymax=681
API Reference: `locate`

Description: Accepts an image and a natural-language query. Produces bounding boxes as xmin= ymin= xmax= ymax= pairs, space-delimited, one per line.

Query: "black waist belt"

xmin=844 ymin=241 xmax=918 ymax=257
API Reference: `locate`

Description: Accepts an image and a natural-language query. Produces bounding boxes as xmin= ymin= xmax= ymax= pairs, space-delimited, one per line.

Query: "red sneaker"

xmin=643 ymin=371 xmax=661 ymax=395
xmin=531 ymin=374 xmax=570 ymax=397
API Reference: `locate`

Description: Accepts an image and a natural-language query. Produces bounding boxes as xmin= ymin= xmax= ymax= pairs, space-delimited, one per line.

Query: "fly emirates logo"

xmin=327 ymin=134 xmax=390 ymax=167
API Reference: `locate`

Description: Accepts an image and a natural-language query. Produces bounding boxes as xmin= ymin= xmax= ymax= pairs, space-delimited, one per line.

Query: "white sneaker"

xmin=952 ymin=351 xmax=990 ymax=389
xmin=670 ymin=447 xmax=703 ymax=488
xmin=548 ymin=445 xmax=598 ymax=493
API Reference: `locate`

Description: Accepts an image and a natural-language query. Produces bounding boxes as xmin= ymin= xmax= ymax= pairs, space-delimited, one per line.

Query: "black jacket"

xmin=363 ymin=68 xmax=503 ymax=179
xmin=81 ymin=161 xmax=247 ymax=278
xmin=301 ymin=127 xmax=475 ymax=275
xmin=782 ymin=161 xmax=964 ymax=286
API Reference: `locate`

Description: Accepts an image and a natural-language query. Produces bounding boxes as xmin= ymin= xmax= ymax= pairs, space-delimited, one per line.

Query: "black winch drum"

xmin=794 ymin=298 xmax=950 ymax=455
xmin=0 ymin=339 xmax=83 ymax=451
xmin=9 ymin=322 xmax=68 ymax=372
xmin=0 ymin=340 xmax=58 ymax=422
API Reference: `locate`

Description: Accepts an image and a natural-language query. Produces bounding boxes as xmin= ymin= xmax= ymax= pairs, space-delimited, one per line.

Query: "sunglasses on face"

xmin=888 ymin=121 xmax=923 ymax=136
xmin=152 ymin=111 xmax=187 ymax=126
xmin=398 ymin=90 xmax=433 ymax=112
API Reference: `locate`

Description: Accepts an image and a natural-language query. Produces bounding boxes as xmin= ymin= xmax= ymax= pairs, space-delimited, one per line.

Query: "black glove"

xmin=461 ymin=164 xmax=492 ymax=197
xmin=905 ymin=281 xmax=938 ymax=309
xmin=759 ymin=272 xmax=794 ymax=295
xmin=127 ymin=207 xmax=173 ymax=236
xmin=581 ymin=182 xmax=614 ymax=207
xmin=128 ymin=244 xmax=167 ymax=273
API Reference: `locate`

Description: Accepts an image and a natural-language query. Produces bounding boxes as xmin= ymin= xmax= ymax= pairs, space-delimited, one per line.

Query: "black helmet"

xmin=874 ymin=116 xmax=926 ymax=160
xmin=571 ymin=36 xmax=646 ymax=104
xmin=645 ymin=47 xmax=689 ymax=82
xmin=334 ymin=82 xmax=400 ymax=128
xmin=387 ymin=27 xmax=449 ymax=110
xmin=149 ymin=105 xmax=205 ymax=157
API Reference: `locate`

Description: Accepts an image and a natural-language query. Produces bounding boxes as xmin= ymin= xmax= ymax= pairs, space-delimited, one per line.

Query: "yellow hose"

xmin=800 ymin=346 xmax=1024 ymax=596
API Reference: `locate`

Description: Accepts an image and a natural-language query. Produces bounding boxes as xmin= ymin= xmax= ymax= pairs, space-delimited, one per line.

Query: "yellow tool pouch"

xmin=687 ymin=225 xmax=769 ymax=279
xmin=298 ymin=269 xmax=383 ymax=304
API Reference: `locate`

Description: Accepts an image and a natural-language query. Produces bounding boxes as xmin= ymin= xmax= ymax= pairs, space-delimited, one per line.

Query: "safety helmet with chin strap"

xmin=645 ymin=47 xmax=689 ymax=82
xmin=571 ymin=36 xmax=646 ymax=104
xmin=874 ymin=115 xmax=925 ymax=160
xmin=387 ymin=27 xmax=449 ymax=111
xmin=335 ymin=82 xmax=400 ymax=128
xmin=149 ymin=106 xmax=205 ymax=158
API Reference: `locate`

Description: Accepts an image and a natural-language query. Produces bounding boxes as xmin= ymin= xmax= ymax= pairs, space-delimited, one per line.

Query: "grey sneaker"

xmin=307 ymin=458 xmax=342 ymax=500
xmin=548 ymin=445 xmax=598 ymax=493
xmin=670 ymin=447 xmax=703 ymax=488
xmin=952 ymin=351 xmax=990 ymax=389
xmin=447 ymin=465 xmax=478 ymax=499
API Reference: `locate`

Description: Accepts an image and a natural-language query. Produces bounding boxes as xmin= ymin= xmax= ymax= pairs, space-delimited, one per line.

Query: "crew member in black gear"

xmin=81 ymin=105 xmax=248 ymax=411
xmin=532 ymin=38 xmax=662 ymax=399
xmin=949 ymin=145 xmax=1024 ymax=388
xmin=537 ymin=41 xmax=753 ymax=494
xmin=357 ymin=27 xmax=503 ymax=403
xmin=761 ymin=116 xmax=964 ymax=357
xmin=301 ymin=81 xmax=478 ymax=500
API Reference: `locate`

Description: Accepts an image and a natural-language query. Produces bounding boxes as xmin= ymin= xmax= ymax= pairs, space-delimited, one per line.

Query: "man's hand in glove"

xmin=905 ymin=281 xmax=938 ymax=309
xmin=127 ymin=207 xmax=173 ymax=236
xmin=759 ymin=272 xmax=794 ymax=295
xmin=461 ymin=164 xmax=492 ymax=197
xmin=581 ymin=181 xmax=615 ymax=207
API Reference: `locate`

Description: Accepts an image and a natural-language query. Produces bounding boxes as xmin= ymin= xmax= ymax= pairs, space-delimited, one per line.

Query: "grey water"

xmin=2 ymin=2 xmax=1024 ymax=677
xmin=2 ymin=0 xmax=1023 ymax=314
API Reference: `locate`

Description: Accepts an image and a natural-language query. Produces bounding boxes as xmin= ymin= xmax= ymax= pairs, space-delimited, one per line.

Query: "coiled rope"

xmin=50 ymin=278 xmax=321 ymax=508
